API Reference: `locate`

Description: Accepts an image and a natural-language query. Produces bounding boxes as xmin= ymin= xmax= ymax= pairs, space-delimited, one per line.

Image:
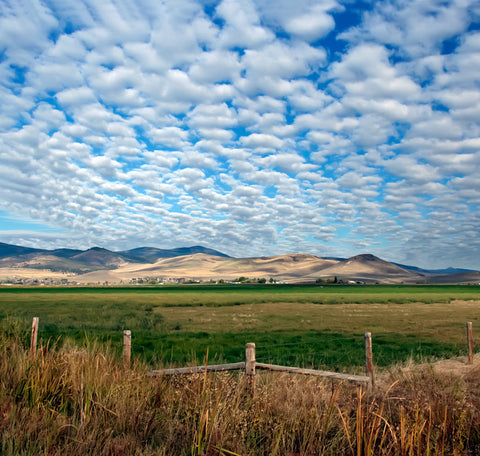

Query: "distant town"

xmin=0 ymin=276 xmax=283 ymax=287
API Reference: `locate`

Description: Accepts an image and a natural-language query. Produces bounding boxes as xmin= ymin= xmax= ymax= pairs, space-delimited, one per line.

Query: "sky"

xmin=1 ymin=0 xmax=480 ymax=269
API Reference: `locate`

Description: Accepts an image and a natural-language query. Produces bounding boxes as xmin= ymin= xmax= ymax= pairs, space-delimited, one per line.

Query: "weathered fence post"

xmin=30 ymin=317 xmax=39 ymax=356
xmin=364 ymin=332 xmax=374 ymax=388
xmin=245 ymin=342 xmax=256 ymax=393
xmin=123 ymin=330 xmax=131 ymax=367
xmin=467 ymin=322 xmax=474 ymax=365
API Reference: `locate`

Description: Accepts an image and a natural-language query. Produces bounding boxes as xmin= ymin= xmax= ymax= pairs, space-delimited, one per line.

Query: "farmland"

xmin=3 ymin=284 xmax=480 ymax=455
xmin=1 ymin=284 xmax=480 ymax=372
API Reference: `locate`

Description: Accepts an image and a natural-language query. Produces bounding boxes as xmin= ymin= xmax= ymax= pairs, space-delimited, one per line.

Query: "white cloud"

xmin=384 ymin=156 xmax=441 ymax=184
xmin=187 ymin=103 xmax=238 ymax=129
xmin=330 ymin=43 xmax=420 ymax=99
xmin=258 ymin=152 xmax=316 ymax=175
xmin=215 ymin=0 xmax=274 ymax=48
xmin=189 ymin=50 xmax=242 ymax=83
xmin=341 ymin=0 xmax=474 ymax=58
xmin=408 ymin=115 xmax=465 ymax=140
xmin=1 ymin=0 xmax=480 ymax=268
xmin=147 ymin=127 xmax=189 ymax=148
xmin=56 ymin=87 xmax=97 ymax=107
xmin=343 ymin=97 xmax=410 ymax=120
xmin=0 ymin=0 xmax=57 ymax=65
xmin=256 ymin=0 xmax=342 ymax=40
xmin=284 ymin=4 xmax=336 ymax=41
xmin=242 ymin=41 xmax=326 ymax=79
xmin=180 ymin=150 xmax=219 ymax=169
xmin=197 ymin=128 xmax=235 ymax=141
xmin=240 ymin=133 xmax=284 ymax=149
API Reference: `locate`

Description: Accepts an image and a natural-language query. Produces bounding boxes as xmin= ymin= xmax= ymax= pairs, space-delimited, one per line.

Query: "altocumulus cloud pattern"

xmin=1 ymin=0 xmax=480 ymax=269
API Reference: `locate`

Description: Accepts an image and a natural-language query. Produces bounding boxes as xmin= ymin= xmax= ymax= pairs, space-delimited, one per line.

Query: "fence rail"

xmin=147 ymin=340 xmax=374 ymax=389
xmin=148 ymin=362 xmax=246 ymax=376
xmin=255 ymin=362 xmax=370 ymax=383
xmin=27 ymin=317 xmax=476 ymax=392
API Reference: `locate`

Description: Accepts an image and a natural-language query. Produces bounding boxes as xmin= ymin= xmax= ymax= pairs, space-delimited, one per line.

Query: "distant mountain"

xmin=70 ymin=247 xmax=130 ymax=269
xmin=0 ymin=242 xmax=42 ymax=259
xmin=50 ymin=248 xmax=84 ymax=259
xmin=120 ymin=245 xmax=230 ymax=263
xmin=312 ymin=254 xmax=422 ymax=284
xmin=393 ymin=262 xmax=474 ymax=275
xmin=0 ymin=242 xmax=479 ymax=284
xmin=425 ymin=271 xmax=480 ymax=284
xmin=75 ymin=252 xmax=338 ymax=283
xmin=0 ymin=242 xmax=231 ymax=274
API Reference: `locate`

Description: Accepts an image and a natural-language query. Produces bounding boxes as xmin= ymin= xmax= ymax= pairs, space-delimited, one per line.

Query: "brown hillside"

xmin=80 ymin=253 xmax=337 ymax=282
xmin=427 ymin=271 xmax=480 ymax=284
xmin=0 ymin=253 xmax=97 ymax=274
xmin=71 ymin=248 xmax=129 ymax=268
xmin=311 ymin=254 xmax=424 ymax=284
xmin=3 ymin=248 xmax=475 ymax=284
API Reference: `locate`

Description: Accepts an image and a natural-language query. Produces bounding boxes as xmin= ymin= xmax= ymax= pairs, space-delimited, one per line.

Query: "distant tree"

xmin=258 ymin=278 xmax=266 ymax=284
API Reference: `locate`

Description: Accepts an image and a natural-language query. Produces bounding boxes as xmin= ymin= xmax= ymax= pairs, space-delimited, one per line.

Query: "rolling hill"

xmin=0 ymin=243 xmax=228 ymax=273
xmin=96 ymin=253 xmax=338 ymax=283
xmin=119 ymin=246 xmax=231 ymax=263
xmin=308 ymin=254 xmax=421 ymax=284
xmin=0 ymin=242 xmax=478 ymax=284
xmin=0 ymin=242 xmax=43 ymax=259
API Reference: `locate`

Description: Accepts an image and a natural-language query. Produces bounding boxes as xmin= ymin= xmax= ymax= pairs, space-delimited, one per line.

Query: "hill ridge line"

xmin=0 ymin=242 xmax=479 ymax=284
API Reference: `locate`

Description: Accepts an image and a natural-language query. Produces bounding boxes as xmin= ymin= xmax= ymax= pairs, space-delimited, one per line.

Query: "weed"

xmin=2 ymin=330 xmax=480 ymax=454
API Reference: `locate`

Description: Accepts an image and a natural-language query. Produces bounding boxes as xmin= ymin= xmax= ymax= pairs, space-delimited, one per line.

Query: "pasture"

xmin=3 ymin=283 xmax=480 ymax=455
xmin=1 ymin=284 xmax=479 ymax=372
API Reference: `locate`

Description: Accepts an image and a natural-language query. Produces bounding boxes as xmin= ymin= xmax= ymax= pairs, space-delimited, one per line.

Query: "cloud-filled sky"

xmin=1 ymin=0 xmax=480 ymax=269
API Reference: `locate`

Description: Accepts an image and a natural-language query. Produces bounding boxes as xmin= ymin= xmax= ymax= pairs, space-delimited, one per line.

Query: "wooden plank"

xmin=255 ymin=362 xmax=370 ymax=383
xmin=467 ymin=321 xmax=474 ymax=365
xmin=365 ymin=332 xmax=374 ymax=387
xmin=148 ymin=360 xmax=369 ymax=383
xmin=245 ymin=342 xmax=255 ymax=392
xmin=123 ymin=330 xmax=131 ymax=367
xmin=30 ymin=317 xmax=39 ymax=356
xmin=148 ymin=362 xmax=245 ymax=377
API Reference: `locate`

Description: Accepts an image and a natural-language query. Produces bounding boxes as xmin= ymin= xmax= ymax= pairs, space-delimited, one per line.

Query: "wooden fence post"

xmin=245 ymin=342 xmax=256 ymax=393
xmin=467 ymin=322 xmax=474 ymax=365
xmin=30 ymin=317 xmax=39 ymax=356
xmin=364 ymin=332 xmax=374 ymax=388
xmin=123 ymin=330 xmax=131 ymax=367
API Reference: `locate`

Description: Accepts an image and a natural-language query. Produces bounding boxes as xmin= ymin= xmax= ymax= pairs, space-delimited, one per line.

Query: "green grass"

xmin=1 ymin=284 xmax=479 ymax=371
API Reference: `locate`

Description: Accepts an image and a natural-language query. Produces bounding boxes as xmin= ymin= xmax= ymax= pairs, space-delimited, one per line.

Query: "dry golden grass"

xmin=33 ymin=252 xmax=419 ymax=284
xmin=2 ymin=320 xmax=480 ymax=455
xmin=0 ymin=267 xmax=73 ymax=280
xmin=75 ymin=253 xmax=339 ymax=283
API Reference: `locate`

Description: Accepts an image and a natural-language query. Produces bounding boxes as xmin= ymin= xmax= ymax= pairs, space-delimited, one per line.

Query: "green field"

xmin=1 ymin=284 xmax=479 ymax=372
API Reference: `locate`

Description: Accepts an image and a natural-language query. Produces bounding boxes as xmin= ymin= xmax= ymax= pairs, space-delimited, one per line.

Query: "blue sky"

xmin=1 ymin=0 xmax=480 ymax=269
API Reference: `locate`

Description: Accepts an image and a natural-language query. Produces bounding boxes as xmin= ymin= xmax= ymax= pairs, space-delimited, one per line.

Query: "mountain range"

xmin=0 ymin=242 xmax=479 ymax=285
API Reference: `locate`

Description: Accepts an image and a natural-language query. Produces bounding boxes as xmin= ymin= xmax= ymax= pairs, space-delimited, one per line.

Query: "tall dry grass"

xmin=1 ymin=323 xmax=480 ymax=455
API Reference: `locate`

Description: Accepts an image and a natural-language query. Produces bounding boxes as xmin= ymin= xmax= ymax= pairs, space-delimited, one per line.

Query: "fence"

xmin=28 ymin=318 xmax=476 ymax=391
xmin=147 ymin=339 xmax=373 ymax=389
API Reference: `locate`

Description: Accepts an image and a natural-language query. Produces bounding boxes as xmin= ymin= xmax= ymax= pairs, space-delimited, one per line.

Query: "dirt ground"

xmin=376 ymin=352 xmax=480 ymax=390
xmin=428 ymin=353 xmax=480 ymax=376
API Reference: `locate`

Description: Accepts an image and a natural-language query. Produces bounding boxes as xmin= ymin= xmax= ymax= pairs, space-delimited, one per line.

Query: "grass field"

xmin=1 ymin=284 xmax=479 ymax=372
